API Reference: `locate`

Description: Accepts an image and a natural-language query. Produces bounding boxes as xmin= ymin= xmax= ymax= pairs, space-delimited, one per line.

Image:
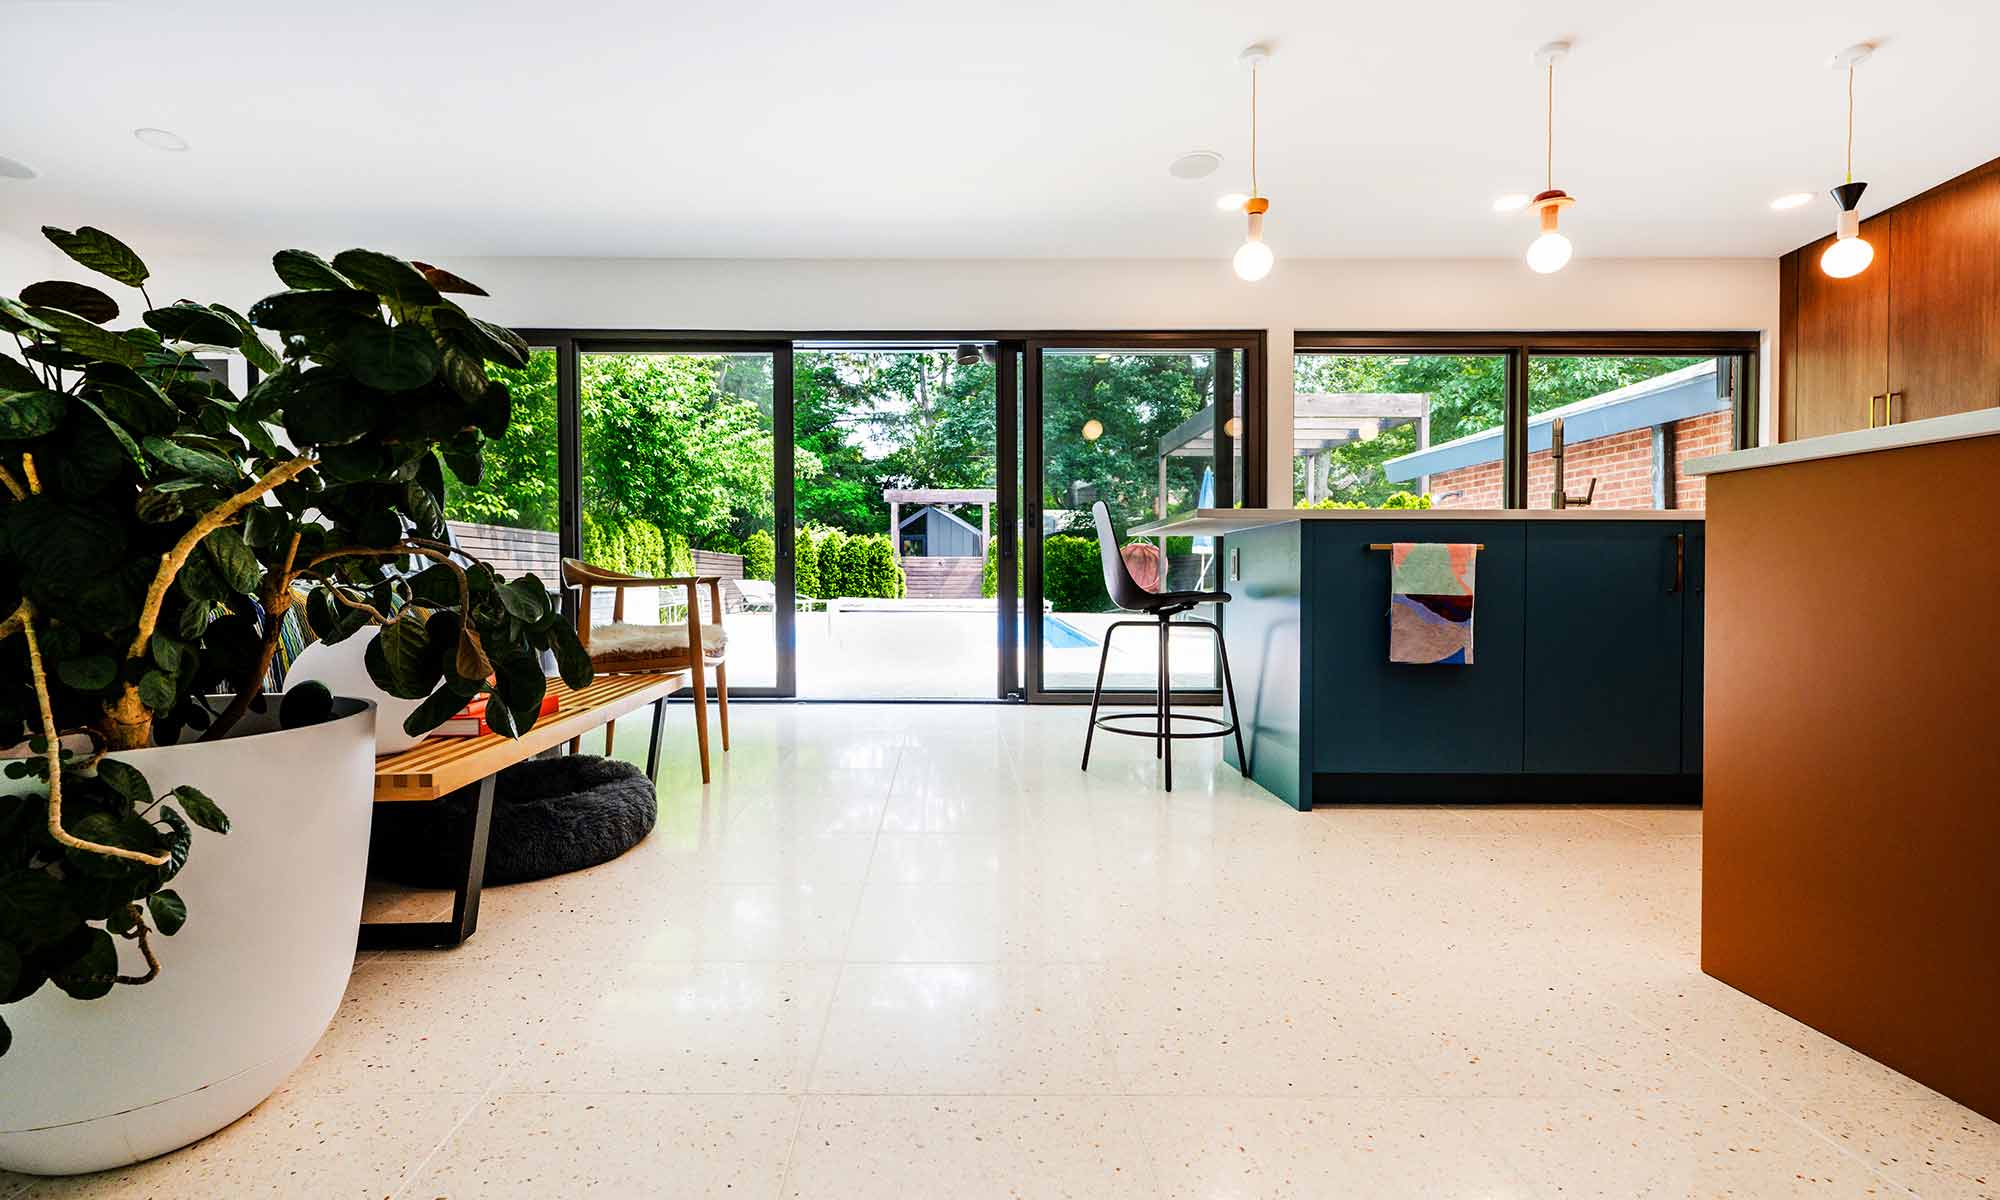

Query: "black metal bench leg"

xmin=1081 ymin=623 xmax=1119 ymax=772
xmin=645 ymin=696 xmax=666 ymax=782
xmin=1158 ymin=615 xmax=1173 ymax=792
xmin=357 ymin=772 xmax=496 ymax=950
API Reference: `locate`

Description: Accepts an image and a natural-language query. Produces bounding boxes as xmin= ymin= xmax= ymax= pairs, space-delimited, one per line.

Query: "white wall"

xmin=11 ymin=249 xmax=1778 ymax=501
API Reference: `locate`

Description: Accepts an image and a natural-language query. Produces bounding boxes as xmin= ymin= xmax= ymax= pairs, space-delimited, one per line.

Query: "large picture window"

xmin=1293 ymin=334 xmax=1757 ymax=511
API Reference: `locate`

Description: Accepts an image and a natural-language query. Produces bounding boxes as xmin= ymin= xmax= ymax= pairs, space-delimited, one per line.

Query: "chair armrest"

xmin=589 ymin=574 xmax=722 ymax=589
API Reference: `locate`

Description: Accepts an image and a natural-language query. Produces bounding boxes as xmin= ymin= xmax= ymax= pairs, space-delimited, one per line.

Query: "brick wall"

xmin=1425 ymin=409 xmax=1731 ymax=511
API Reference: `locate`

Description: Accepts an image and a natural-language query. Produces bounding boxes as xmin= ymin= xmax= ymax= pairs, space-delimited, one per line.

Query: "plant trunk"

xmin=103 ymin=687 xmax=154 ymax=750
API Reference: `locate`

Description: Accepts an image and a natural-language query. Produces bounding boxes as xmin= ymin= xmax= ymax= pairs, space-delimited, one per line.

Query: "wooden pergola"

xmin=882 ymin=487 xmax=997 ymax=558
xmin=1154 ymin=393 xmax=1433 ymax=509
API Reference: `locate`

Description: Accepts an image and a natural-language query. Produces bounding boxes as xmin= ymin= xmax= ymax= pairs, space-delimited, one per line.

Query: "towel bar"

xmin=1366 ymin=543 xmax=1484 ymax=551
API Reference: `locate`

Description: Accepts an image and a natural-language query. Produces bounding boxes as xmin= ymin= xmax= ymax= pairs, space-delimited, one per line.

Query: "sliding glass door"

xmin=790 ymin=343 xmax=1006 ymax=698
xmin=575 ymin=341 xmax=793 ymax=695
xmin=1023 ymin=335 xmax=1261 ymax=701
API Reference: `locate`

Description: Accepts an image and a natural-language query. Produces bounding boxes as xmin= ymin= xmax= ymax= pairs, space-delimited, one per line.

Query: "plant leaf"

xmin=245 ymin=287 xmax=380 ymax=331
xmin=85 ymin=362 xmax=180 ymax=437
xmin=0 ymin=871 xmax=80 ymax=951
xmin=498 ymin=576 xmax=549 ymax=622
xmin=94 ymin=757 xmax=153 ymax=809
xmin=170 ymin=784 xmax=230 ymax=834
xmin=18 ymin=280 xmax=118 ymax=323
xmin=0 ymin=296 xmax=59 ymax=335
xmin=270 ymin=249 xmax=351 ymax=290
xmin=50 ymin=928 xmax=118 ymax=1001
xmin=207 ymin=302 xmax=281 ymax=374
xmin=547 ymin=616 xmax=594 ymax=689
xmin=144 ymin=302 xmax=243 ymax=347
xmin=410 ymin=261 xmax=490 ymax=296
xmin=281 ymin=366 xmax=382 ymax=447
xmin=137 ymin=669 xmax=177 ymax=713
xmin=147 ymin=889 xmax=188 ymax=936
xmin=492 ymin=650 xmax=547 ymax=732
xmin=42 ymin=225 xmax=149 ymax=287
xmin=56 ymin=654 xmax=117 ymax=692
xmin=141 ymin=436 xmax=241 ymax=485
xmin=200 ymin=526 xmax=263 ymax=594
xmin=365 ymin=617 xmax=441 ymax=700
xmin=0 ymin=388 xmax=65 ymax=440
xmin=330 ymin=249 xmax=443 ymax=307
xmin=28 ymin=307 xmax=146 ymax=367
xmin=340 ymin=320 xmax=440 ymax=391
xmin=402 ymin=679 xmax=479 ymax=737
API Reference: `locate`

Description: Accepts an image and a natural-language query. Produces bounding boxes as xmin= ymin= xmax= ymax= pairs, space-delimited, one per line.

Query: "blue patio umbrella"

xmin=1193 ymin=466 xmax=1215 ymax=553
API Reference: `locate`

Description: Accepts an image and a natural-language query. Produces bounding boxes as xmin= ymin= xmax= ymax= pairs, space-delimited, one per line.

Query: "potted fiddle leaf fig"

xmin=0 ymin=226 xmax=592 ymax=1175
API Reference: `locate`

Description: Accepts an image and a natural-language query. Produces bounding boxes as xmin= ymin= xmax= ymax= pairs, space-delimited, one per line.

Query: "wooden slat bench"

xmin=359 ymin=671 xmax=684 ymax=949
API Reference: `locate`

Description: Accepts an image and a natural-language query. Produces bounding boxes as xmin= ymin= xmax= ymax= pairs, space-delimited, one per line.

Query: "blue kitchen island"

xmin=1132 ymin=509 xmax=1705 ymax=810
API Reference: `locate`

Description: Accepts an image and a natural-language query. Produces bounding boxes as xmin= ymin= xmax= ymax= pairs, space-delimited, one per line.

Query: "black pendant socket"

xmin=1829 ymin=181 xmax=1869 ymax=212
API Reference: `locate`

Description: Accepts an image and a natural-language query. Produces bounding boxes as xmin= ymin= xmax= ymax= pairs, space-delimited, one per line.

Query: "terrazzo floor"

xmin=5 ymin=703 xmax=1994 ymax=1198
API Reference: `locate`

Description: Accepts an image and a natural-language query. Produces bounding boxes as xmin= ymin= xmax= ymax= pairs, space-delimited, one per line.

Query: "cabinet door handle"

xmin=1887 ymin=391 xmax=1902 ymax=425
xmin=1669 ymin=532 xmax=1685 ymax=594
xmin=1868 ymin=394 xmax=1886 ymax=428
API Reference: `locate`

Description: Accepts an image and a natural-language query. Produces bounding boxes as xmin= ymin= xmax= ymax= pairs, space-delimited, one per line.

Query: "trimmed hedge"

xmin=743 ymin=529 xmax=776 ymax=582
xmin=582 ymin=514 xmax=667 ymax=577
xmin=793 ymin=527 xmax=902 ymax=599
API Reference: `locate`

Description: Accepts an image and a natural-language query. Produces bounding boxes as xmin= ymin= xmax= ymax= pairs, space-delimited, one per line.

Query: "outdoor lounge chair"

xmin=562 ymin=558 xmax=732 ymax=784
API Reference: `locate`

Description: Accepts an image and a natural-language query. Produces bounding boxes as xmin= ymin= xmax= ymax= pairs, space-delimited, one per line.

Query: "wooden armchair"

xmin=562 ymin=558 xmax=731 ymax=783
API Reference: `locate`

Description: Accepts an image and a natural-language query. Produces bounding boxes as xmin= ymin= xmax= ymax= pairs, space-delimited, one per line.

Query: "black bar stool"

xmin=1079 ymin=501 xmax=1247 ymax=791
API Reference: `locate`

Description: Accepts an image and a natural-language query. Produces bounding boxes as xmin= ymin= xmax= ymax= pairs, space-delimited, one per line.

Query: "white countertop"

xmin=1129 ymin=507 xmax=1702 ymax=537
xmin=1689 ymin=407 xmax=2000 ymax=476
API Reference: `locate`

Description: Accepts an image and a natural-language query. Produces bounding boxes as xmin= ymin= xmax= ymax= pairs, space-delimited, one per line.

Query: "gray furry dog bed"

xmin=368 ymin=755 xmax=656 ymax=888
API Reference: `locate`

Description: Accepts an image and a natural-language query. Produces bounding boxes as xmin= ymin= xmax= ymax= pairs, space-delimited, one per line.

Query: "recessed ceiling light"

xmin=133 ymin=127 xmax=189 ymax=152
xmin=1770 ymin=192 xmax=1814 ymax=211
xmin=1169 ymin=150 xmax=1223 ymax=180
xmin=0 ymin=155 xmax=35 ymax=181
xmin=1491 ymin=193 xmax=1530 ymax=212
xmin=1215 ymin=192 xmax=1248 ymax=211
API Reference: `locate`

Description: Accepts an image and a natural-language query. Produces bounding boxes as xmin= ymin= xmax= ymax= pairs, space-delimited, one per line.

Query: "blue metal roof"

xmin=1382 ymin=361 xmax=1725 ymax=482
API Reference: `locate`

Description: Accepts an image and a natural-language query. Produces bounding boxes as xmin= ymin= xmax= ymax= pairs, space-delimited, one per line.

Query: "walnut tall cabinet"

xmin=1778 ymin=156 xmax=2000 ymax=440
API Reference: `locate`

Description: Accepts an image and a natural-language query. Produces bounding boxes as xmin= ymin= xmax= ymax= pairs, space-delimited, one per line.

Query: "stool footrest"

xmin=1091 ymin=710 xmax=1237 ymax=741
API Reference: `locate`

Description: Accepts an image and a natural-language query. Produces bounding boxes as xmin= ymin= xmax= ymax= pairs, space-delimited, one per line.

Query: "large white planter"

xmin=286 ymin=627 xmax=427 ymax=755
xmin=0 ymin=699 xmax=377 ymax=1175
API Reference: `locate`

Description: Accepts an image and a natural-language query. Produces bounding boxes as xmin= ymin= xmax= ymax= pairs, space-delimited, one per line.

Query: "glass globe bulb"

xmin=1233 ymin=238 xmax=1274 ymax=282
xmin=1820 ymin=235 xmax=1875 ymax=279
xmin=1080 ymin=418 xmax=1104 ymax=442
xmin=1525 ymin=231 xmax=1573 ymax=274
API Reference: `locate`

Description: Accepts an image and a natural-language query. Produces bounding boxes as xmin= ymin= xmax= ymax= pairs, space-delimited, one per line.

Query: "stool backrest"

xmin=1091 ymin=501 xmax=1156 ymax=612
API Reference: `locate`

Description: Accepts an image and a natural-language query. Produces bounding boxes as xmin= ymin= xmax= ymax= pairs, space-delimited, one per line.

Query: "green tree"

xmin=444 ymin=349 xmax=559 ymax=529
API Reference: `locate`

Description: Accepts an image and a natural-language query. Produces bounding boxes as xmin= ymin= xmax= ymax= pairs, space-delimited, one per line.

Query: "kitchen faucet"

xmin=1549 ymin=417 xmax=1597 ymax=510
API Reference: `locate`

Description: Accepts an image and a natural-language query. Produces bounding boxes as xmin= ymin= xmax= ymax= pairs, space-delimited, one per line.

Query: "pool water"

xmin=1043 ymin=615 xmax=1099 ymax=649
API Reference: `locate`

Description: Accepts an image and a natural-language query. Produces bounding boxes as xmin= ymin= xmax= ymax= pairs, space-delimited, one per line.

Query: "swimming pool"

xmin=1043 ymin=615 xmax=1099 ymax=649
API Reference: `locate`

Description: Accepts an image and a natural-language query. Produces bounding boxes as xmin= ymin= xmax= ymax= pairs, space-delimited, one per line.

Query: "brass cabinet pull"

xmin=1868 ymin=393 xmax=1887 ymax=428
xmin=1887 ymin=391 xmax=1903 ymax=425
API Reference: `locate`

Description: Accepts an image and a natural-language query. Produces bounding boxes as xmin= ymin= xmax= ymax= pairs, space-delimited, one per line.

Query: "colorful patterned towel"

xmin=1388 ymin=543 xmax=1477 ymax=665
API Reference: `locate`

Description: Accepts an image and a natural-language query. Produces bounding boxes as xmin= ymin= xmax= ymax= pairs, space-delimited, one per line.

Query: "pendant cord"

xmin=1545 ymin=60 xmax=1554 ymax=192
xmin=1250 ymin=63 xmax=1259 ymax=197
xmin=1845 ymin=65 xmax=1855 ymax=184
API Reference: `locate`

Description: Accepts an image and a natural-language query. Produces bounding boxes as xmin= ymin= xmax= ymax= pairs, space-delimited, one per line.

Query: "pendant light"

xmin=1820 ymin=45 xmax=1876 ymax=279
xmin=1525 ymin=42 xmax=1575 ymax=274
xmin=1232 ymin=44 xmax=1274 ymax=282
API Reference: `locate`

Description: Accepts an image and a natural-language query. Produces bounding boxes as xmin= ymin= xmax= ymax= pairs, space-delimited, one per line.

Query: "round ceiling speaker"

xmin=1169 ymin=150 xmax=1223 ymax=180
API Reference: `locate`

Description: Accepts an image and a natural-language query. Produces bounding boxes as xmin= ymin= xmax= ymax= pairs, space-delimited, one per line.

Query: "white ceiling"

xmin=3 ymin=0 xmax=1997 ymax=262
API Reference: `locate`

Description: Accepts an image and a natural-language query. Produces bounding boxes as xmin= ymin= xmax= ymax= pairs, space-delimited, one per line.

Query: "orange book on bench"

xmin=432 ymin=692 xmax=560 ymax=738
